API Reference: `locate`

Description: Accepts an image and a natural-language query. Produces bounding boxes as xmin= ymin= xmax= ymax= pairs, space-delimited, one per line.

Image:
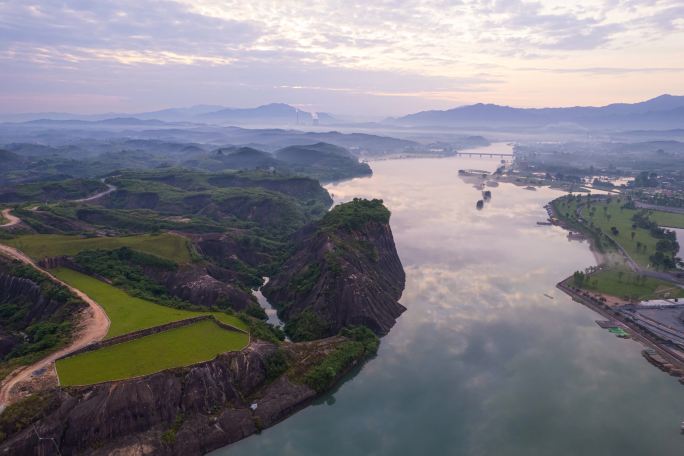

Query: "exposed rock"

xmin=0 ymin=338 xmax=354 ymax=455
xmin=146 ymin=263 xmax=255 ymax=310
xmin=0 ymin=256 xmax=86 ymax=376
xmin=264 ymin=199 xmax=406 ymax=337
xmin=193 ymin=231 xmax=272 ymax=267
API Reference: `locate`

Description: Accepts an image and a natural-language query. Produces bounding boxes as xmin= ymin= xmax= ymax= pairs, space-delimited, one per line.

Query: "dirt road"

xmin=0 ymin=208 xmax=20 ymax=228
xmin=72 ymin=183 xmax=117 ymax=203
xmin=0 ymin=243 xmax=110 ymax=408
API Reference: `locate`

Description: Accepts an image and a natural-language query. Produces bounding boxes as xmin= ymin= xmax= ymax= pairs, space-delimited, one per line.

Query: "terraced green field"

xmin=3 ymin=233 xmax=192 ymax=263
xmin=51 ymin=268 xmax=247 ymax=337
xmin=56 ymin=319 xmax=248 ymax=385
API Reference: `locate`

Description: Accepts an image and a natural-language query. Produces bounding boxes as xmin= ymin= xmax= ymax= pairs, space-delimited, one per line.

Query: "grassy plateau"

xmin=51 ymin=268 xmax=247 ymax=337
xmin=56 ymin=319 xmax=248 ymax=385
xmin=3 ymin=233 xmax=192 ymax=263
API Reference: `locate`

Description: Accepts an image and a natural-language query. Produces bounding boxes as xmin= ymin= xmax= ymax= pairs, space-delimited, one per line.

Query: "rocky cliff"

xmin=147 ymin=263 xmax=255 ymax=310
xmin=0 ymin=336 xmax=365 ymax=455
xmin=0 ymin=257 xmax=85 ymax=361
xmin=263 ymin=198 xmax=406 ymax=339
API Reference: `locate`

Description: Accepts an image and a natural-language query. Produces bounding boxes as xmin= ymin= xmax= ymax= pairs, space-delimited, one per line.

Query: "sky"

xmin=1 ymin=0 xmax=683 ymax=117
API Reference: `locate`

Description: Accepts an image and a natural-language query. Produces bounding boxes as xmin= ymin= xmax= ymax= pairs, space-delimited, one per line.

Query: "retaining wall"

xmin=57 ymin=315 xmax=245 ymax=361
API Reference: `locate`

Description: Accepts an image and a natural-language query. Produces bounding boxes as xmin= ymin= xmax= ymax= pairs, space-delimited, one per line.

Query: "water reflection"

xmin=218 ymin=152 xmax=684 ymax=456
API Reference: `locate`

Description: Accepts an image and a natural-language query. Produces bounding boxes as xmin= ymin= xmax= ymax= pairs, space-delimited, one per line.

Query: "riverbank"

xmin=551 ymin=194 xmax=684 ymax=384
xmin=557 ymin=279 xmax=684 ymax=378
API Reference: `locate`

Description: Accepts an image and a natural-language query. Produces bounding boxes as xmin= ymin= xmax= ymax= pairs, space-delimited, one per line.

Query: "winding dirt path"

xmin=0 ymin=208 xmax=20 ymax=228
xmin=71 ymin=183 xmax=117 ymax=203
xmin=0 ymin=243 xmax=110 ymax=408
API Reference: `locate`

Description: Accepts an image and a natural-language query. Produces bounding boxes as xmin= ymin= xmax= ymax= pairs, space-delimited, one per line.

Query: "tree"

xmin=573 ymin=271 xmax=586 ymax=287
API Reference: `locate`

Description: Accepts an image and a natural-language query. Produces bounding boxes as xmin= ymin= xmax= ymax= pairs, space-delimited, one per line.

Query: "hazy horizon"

xmin=1 ymin=1 xmax=683 ymax=116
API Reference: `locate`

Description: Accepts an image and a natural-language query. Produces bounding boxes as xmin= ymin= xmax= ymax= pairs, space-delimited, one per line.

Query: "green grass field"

xmin=582 ymin=267 xmax=684 ymax=300
xmin=574 ymin=199 xmax=682 ymax=269
xmin=56 ymin=319 xmax=248 ymax=385
xmin=649 ymin=211 xmax=684 ymax=229
xmin=51 ymin=268 xmax=247 ymax=337
xmin=3 ymin=233 xmax=192 ymax=263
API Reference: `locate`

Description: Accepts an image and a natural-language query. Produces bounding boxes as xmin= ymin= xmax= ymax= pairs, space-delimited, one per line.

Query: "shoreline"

xmin=549 ymin=197 xmax=684 ymax=381
xmin=557 ymin=279 xmax=684 ymax=377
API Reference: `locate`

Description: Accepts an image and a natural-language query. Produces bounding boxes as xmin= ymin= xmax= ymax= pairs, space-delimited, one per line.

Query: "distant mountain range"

xmin=389 ymin=94 xmax=684 ymax=129
xmin=4 ymin=94 xmax=682 ymax=131
xmin=0 ymin=103 xmax=336 ymax=127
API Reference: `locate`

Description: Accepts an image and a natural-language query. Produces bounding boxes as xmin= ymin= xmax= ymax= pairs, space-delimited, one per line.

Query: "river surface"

xmin=219 ymin=145 xmax=684 ymax=456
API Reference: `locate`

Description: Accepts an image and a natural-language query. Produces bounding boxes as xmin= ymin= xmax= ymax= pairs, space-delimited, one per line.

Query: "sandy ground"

xmin=0 ymin=208 xmax=20 ymax=228
xmin=0 ymin=243 xmax=110 ymax=408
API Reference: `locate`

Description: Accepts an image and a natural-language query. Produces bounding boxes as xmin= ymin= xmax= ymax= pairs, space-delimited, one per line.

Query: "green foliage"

xmin=321 ymin=198 xmax=390 ymax=232
xmin=239 ymin=314 xmax=285 ymax=344
xmin=0 ymin=391 xmax=59 ymax=442
xmin=161 ymin=413 xmax=184 ymax=445
xmin=0 ymin=261 xmax=84 ymax=366
xmin=244 ymin=303 xmax=268 ymax=320
xmin=73 ymin=247 xmax=180 ymax=304
xmin=302 ymin=326 xmax=379 ymax=393
xmin=290 ymin=263 xmax=321 ymax=294
xmin=284 ymin=309 xmax=329 ymax=342
xmin=633 ymin=171 xmax=658 ymax=188
xmin=340 ymin=326 xmax=380 ymax=354
xmin=264 ymin=348 xmax=290 ymax=380
xmin=0 ymin=178 xmax=107 ymax=203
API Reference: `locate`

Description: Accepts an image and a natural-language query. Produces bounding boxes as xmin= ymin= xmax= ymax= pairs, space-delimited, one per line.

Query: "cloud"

xmin=517 ymin=66 xmax=684 ymax=75
xmin=0 ymin=0 xmax=682 ymax=113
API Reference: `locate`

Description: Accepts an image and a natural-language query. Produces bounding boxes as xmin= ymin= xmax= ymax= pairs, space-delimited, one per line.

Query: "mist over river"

xmin=217 ymin=146 xmax=684 ymax=456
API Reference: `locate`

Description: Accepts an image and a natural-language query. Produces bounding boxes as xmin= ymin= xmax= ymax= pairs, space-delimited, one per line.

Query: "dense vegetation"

xmin=0 ymin=137 xmax=373 ymax=187
xmin=264 ymin=348 xmax=290 ymax=380
xmin=320 ymin=198 xmax=390 ymax=232
xmin=238 ymin=314 xmax=285 ymax=344
xmin=284 ymin=309 xmax=330 ymax=342
xmin=0 ymin=178 xmax=107 ymax=203
xmin=0 ymin=260 xmax=85 ymax=377
xmin=73 ymin=247 xmax=180 ymax=304
xmin=554 ymin=194 xmax=683 ymax=270
xmin=302 ymin=326 xmax=379 ymax=393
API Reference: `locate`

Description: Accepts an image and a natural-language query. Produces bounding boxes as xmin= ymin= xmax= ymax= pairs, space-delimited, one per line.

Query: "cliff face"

xmin=263 ymin=199 xmax=406 ymax=337
xmin=146 ymin=263 xmax=255 ymax=310
xmin=0 ymin=258 xmax=86 ymax=359
xmin=0 ymin=338 xmax=352 ymax=455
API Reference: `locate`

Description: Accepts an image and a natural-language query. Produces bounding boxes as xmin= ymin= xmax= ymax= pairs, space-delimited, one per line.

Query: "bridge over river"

xmin=454 ymin=151 xmax=514 ymax=158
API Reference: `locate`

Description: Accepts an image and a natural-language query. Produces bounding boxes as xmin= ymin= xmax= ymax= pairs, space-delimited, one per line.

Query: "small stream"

xmin=252 ymin=277 xmax=284 ymax=328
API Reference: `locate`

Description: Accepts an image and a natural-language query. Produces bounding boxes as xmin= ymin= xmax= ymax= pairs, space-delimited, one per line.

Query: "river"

xmin=218 ymin=145 xmax=684 ymax=456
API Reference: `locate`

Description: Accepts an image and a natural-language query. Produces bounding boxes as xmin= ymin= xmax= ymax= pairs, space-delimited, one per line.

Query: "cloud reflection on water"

xmin=222 ymin=152 xmax=684 ymax=456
